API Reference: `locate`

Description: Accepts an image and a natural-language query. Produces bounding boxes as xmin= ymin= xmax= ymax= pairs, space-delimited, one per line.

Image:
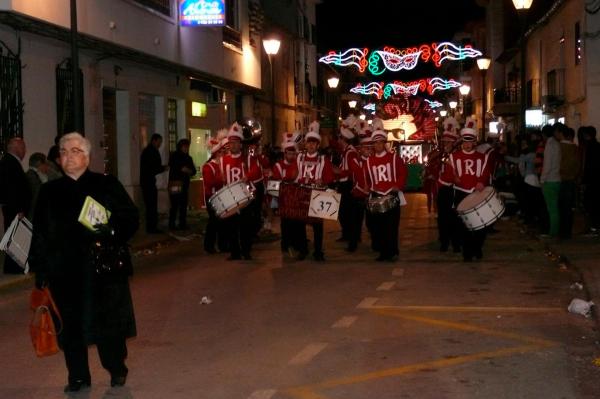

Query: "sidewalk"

xmin=537 ymin=216 xmax=600 ymax=322
xmin=0 ymin=209 xmax=209 ymax=292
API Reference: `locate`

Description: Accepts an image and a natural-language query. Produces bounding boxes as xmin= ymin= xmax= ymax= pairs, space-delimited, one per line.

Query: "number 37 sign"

xmin=308 ymin=190 xmax=341 ymax=221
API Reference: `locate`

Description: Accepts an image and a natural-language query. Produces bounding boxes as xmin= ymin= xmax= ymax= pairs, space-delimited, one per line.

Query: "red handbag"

xmin=30 ymin=287 xmax=62 ymax=357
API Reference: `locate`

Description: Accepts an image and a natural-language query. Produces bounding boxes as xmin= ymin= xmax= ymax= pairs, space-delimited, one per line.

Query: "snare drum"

xmin=456 ymin=186 xmax=505 ymax=231
xmin=367 ymin=194 xmax=398 ymax=214
xmin=208 ymin=181 xmax=254 ymax=219
xmin=266 ymin=180 xmax=281 ymax=197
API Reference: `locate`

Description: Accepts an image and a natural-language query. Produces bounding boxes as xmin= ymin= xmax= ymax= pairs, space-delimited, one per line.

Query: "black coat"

xmin=140 ymin=144 xmax=164 ymax=187
xmin=168 ymin=150 xmax=196 ymax=188
xmin=29 ymin=170 xmax=139 ymax=344
xmin=0 ymin=153 xmax=31 ymax=222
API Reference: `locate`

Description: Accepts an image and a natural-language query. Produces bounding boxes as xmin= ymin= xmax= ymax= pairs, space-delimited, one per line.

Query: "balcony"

xmin=493 ymin=87 xmax=520 ymax=116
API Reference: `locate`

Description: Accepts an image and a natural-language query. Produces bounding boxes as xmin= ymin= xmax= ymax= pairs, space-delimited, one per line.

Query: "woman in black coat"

xmin=168 ymin=138 xmax=196 ymax=230
xmin=29 ymin=132 xmax=139 ymax=393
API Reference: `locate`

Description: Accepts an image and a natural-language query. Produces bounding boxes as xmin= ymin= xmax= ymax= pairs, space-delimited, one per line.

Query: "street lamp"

xmin=263 ymin=37 xmax=281 ymax=144
xmin=440 ymin=109 xmax=448 ymax=117
xmin=459 ymin=84 xmax=471 ymax=96
xmin=348 ymin=100 xmax=357 ymax=109
xmin=477 ymin=57 xmax=492 ymax=139
xmin=513 ymin=0 xmax=533 ymax=135
xmin=327 ymin=76 xmax=339 ymax=89
xmin=448 ymin=101 xmax=458 ymax=117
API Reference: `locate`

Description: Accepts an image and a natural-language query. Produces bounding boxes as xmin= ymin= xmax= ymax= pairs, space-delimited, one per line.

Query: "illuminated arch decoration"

xmin=378 ymin=96 xmax=437 ymax=142
xmin=350 ymin=77 xmax=461 ymax=99
xmin=424 ymin=99 xmax=443 ymax=109
xmin=320 ymin=42 xmax=482 ymax=75
xmin=363 ymin=103 xmax=376 ymax=112
xmin=318 ymin=48 xmax=368 ymax=73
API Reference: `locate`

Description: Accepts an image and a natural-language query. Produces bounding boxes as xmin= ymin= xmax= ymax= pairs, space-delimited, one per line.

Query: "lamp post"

xmin=449 ymin=100 xmax=458 ymax=117
xmin=263 ymin=37 xmax=281 ymax=144
xmin=459 ymin=84 xmax=471 ymax=117
xmin=327 ymin=76 xmax=340 ymax=120
xmin=513 ymin=0 xmax=533 ymax=135
xmin=477 ymin=57 xmax=491 ymax=140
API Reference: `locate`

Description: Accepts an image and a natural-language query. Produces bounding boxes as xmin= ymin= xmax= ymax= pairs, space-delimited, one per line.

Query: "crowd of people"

xmin=424 ymin=119 xmax=600 ymax=259
xmin=200 ymin=116 xmax=408 ymax=263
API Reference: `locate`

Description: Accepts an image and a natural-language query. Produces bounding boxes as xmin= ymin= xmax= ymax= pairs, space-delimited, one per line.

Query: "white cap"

xmin=282 ymin=140 xmax=297 ymax=151
xmin=305 ymin=130 xmax=321 ymax=142
xmin=228 ymin=122 xmax=244 ymax=141
xmin=208 ymin=137 xmax=223 ymax=154
xmin=371 ymin=129 xmax=387 ymax=142
xmin=340 ymin=126 xmax=355 ymax=140
xmin=460 ymin=117 xmax=477 ymax=142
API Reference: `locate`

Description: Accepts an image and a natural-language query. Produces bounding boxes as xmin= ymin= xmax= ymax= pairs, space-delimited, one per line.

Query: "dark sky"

xmin=316 ymin=0 xmax=486 ymax=52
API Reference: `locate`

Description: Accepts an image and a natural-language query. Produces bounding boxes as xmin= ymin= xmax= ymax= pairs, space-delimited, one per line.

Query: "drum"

xmin=208 ymin=181 xmax=254 ymax=219
xmin=266 ymin=180 xmax=281 ymax=197
xmin=456 ymin=186 xmax=505 ymax=231
xmin=279 ymin=183 xmax=319 ymax=223
xmin=367 ymin=194 xmax=398 ymax=214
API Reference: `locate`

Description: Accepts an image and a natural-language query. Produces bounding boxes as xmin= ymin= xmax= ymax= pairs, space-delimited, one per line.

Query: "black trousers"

xmin=298 ymin=220 xmax=324 ymax=255
xmin=347 ymin=196 xmax=365 ymax=249
xmin=281 ymin=218 xmax=304 ymax=252
xmin=224 ymin=205 xmax=254 ymax=257
xmin=365 ymin=208 xmax=376 ymax=251
xmin=169 ymin=187 xmax=189 ymax=228
xmin=204 ymin=206 xmax=228 ymax=252
xmin=248 ymin=183 xmax=265 ymax=238
xmin=55 ymin=286 xmax=128 ymax=383
xmin=141 ymin=184 xmax=158 ymax=232
xmin=371 ymin=204 xmax=400 ymax=258
xmin=437 ymin=185 xmax=461 ymax=251
xmin=558 ymin=180 xmax=576 ymax=239
xmin=338 ymin=181 xmax=353 ymax=240
xmin=584 ymin=183 xmax=600 ymax=229
xmin=2 ymin=206 xmax=22 ymax=274
xmin=454 ymin=189 xmax=487 ymax=260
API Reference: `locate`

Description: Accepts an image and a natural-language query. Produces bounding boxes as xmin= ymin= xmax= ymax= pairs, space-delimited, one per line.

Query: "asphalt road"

xmin=1 ymin=194 xmax=599 ymax=399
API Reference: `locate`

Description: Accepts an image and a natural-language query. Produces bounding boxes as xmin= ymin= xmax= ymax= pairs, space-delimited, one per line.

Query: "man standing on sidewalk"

xmin=140 ymin=134 xmax=168 ymax=234
xmin=540 ymin=123 xmax=563 ymax=238
xmin=558 ymin=128 xmax=579 ymax=239
xmin=0 ymin=137 xmax=31 ymax=274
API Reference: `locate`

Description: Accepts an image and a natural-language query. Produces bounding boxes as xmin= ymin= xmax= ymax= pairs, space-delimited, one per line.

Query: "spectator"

xmin=26 ymin=152 xmax=50 ymax=219
xmin=29 ymin=132 xmax=139 ymax=393
xmin=540 ymin=123 xmax=564 ymax=238
xmin=139 ymin=134 xmax=168 ymax=233
xmin=505 ymin=136 xmax=541 ymax=225
xmin=0 ymin=137 xmax=31 ymax=274
xmin=168 ymin=138 xmax=196 ymax=230
xmin=581 ymin=126 xmax=600 ymax=235
xmin=558 ymin=127 xmax=580 ymax=239
xmin=46 ymin=135 xmax=63 ymax=180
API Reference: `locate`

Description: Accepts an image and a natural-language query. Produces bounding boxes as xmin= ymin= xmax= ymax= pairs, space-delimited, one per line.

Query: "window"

xmin=133 ymin=0 xmax=171 ymax=17
xmin=223 ymin=0 xmax=241 ymax=49
xmin=575 ymin=22 xmax=582 ymax=66
xmin=191 ymin=101 xmax=207 ymax=117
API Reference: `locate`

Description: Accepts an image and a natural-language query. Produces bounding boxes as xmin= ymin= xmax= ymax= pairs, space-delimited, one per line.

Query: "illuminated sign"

xmin=180 ymin=0 xmax=226 ymax=26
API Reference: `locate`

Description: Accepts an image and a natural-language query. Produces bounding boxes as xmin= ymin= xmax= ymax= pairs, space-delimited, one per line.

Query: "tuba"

xmin=238 ymin=117 xmax=262 ymax=143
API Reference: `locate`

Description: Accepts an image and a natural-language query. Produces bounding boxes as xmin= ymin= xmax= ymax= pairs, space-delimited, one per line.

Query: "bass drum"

xmin=456 ymin=186 xmax=505 ymax=231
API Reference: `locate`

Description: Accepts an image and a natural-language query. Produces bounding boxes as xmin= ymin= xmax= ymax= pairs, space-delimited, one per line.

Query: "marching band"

xmin=203 ymin=114 xmax=494 ymax=264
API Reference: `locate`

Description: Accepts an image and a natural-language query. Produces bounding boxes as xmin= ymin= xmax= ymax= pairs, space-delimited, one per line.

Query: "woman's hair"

xmin=176 ymin=138 xmax=190 ymax=151
xmin=60 ymin=132 xmax=92 ymax=155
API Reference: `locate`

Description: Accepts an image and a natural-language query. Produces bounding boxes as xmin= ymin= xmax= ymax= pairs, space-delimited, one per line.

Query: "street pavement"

xmin=1 ymin=194 xmax=599 ymax=398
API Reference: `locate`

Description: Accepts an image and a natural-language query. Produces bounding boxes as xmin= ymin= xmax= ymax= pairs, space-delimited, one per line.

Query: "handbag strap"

xmin=40 ymin=288 xmax=63 ymax=335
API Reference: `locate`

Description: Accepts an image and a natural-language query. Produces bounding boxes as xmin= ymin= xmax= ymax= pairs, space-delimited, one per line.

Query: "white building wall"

xmin=0 ymin=0 xmax=261 ymax=89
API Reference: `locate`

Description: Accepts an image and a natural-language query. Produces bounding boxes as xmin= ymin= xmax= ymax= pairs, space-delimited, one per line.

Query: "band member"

xmin=272 ymin=135 xmax=300 ymax=255
xmin=436 ymin=128 xmax=461 ymax=253
xmin=245 ymin=140 xmax=266 ymax=238
xmin=203 ymin=133 xmax=228 ymax=254
xmin=364 ymin=129 xmax=408 ymax=262
xmin=220 ymin=123 xmax=261 ymax=260
xmin=337 ymin=117 xmax=361 ymax=250
xmin=448 ymin=120 xmax=491 ymax=262
xmin=295 ymin=122 xmax=334 ymax=261
xmin=347 ymin=130 xmax=371 ymax=252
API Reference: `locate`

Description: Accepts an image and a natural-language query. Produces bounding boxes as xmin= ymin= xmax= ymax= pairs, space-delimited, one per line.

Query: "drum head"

xmin=456 ymin=186 xmax=494 ymax=213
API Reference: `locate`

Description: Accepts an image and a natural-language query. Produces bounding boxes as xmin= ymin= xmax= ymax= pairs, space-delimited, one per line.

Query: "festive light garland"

xmin=350 ymin=77 xmax=462 ymax=99
xmin=424 ymin=99 xmax=443 ymax=109
xmin=363 ymin=103 xmax=376 ymax=111
xmin=319 ymin=42 xmax=482 ymax=75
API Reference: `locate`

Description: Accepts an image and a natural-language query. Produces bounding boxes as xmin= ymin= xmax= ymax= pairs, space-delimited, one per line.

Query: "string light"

xmin=319 ymin=42 xmax=483 ymax=75
xmin=350 ymin=77 xmax=462 ymax=99
xmin=424 ymin=99 xmax=443 ymax=108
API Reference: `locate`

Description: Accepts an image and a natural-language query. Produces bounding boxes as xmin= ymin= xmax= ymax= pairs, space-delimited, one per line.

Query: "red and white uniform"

xmin=339 ymin=145 xmax=360 ymax=183
xmin=438 ymin=157 xmax=455 ymax=188
xmin=272 ymin=159 xmax=298 ymax=182
xmin=295 ymin=152 xmax=335 ymax=186
xmin=364 ymin=151 xmax=408 ymax=195
xmin=220 ymin=153 xmax=262 ymax=185
xmin=246 ymin=153 xmax=265 ymax=185
xmin=351 ymin=155 xmax=369 ymax=198
xmin=448 ymin=150 xmax=491 ymax=193
xmin=202 ymin=159 xmax=223 ymax=203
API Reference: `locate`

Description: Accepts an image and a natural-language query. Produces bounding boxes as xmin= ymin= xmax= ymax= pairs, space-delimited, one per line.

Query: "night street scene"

xmin=2 ymin=0 xmax=600 ymax=398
